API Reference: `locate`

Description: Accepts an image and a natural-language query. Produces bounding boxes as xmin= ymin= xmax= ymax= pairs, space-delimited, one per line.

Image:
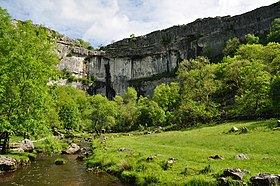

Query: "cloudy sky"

xmin=0 ymin=0 xmax=277 ymax=47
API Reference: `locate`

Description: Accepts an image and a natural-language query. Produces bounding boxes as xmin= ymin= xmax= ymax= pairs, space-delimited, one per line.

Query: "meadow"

xmin=87 ymin=119 xmax=280 ymax=185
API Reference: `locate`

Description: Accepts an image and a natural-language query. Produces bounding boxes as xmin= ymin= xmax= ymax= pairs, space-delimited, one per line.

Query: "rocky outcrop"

xmin=10 ymin=139 xmax=34 ymax=153
xmin=55 ymin=2 xmax=280 ymax=97
xmin=0 ymin=156 xmax=18 ymax=172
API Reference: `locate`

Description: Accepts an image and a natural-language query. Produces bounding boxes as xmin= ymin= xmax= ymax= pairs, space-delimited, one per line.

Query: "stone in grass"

xmin=250 ymin=173 xmax=280 ymax=186
xmin=55 ymin=158 xmax=67 ymax=165
xmin=235 ymin=153 xmax=249 ymax=160
xmin=240 ymin=127 xmax=249 ymax=134
xmin=146 ymin=156 xmax=157 ymax=161
xmin=228 ymin=126 xmax=239 ymax=133
xmin=208 ymin=155 xmax=224 ymax=160
xmin=223 ymin=168 xmax=246 ymax=180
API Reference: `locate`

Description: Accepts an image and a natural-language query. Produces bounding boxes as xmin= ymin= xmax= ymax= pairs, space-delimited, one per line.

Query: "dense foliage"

xmin=1 ymin=7 xmax=280 ymax=137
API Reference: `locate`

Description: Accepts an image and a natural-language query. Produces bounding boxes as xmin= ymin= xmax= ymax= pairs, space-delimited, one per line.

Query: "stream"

xmin=0 ymin=153 xmax=126 ymax=186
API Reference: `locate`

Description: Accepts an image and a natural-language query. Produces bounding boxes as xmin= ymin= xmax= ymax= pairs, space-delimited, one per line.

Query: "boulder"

xmin=250 ymin=173 xmax=280 ymax=186
xmin=224 ymin=168 xmax=246 ymax=180
xmin=10 ymin=139 xmax=34 ymax=152
xmin=228 ymin=126 xmax=239 ymax=133
xmin=0 ymin=156 xmax=18 ymax=171
xmin=236 ymin=153 xmax=249 ymax=160
xmin=62 ymin=143 xmax=80 ymax=154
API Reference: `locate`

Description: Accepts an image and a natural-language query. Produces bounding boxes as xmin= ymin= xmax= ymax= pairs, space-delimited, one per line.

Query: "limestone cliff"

xmin=56 ymin=2 xmax=280 ymax=98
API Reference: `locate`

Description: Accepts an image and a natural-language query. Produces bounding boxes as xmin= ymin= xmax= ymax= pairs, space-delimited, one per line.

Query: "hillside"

xmin=87 ymin=119 xmax=280 ymax=185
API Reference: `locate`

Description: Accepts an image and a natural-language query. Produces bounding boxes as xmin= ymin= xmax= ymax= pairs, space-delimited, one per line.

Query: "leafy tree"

xmin=89 ymin=94 xmax=118 ymax=134
xmin=113 ymin=95 xmax=137 ymax=132
xmin=135 ymin=97 xmax=166 ymax=128
xmin=52 ymin=86 xmax=90 ymax=130
xmin=223 ymin=37 xmax=241 ymax=57
xmin=270 ymin=76 xmax=280 ymax=115
xmin=221 ymin=44 xmax=272 ymax=116
xmin=176 ymin=57 xmax=221 ymax=125
xmin=245 ymin=34 xmax=259 ymax=44
xmin=267 ymin=18 xmax=280 ymax=43
xmin=0 ymin=9 xmax=59 ymax=137
xmin=153 ymin=83 xmax=180 ymax=112
xmin=123 ymin=87 xmax=137 ymax=104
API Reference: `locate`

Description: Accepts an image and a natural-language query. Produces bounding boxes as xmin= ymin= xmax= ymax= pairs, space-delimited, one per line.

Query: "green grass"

xmin=87 ymin=119 xmax=280 ymax=185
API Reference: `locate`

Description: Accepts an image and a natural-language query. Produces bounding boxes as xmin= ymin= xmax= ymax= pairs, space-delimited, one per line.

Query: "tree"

xmin=221 ymin=44 xmax=272 ymax=116
xmin=245 ymin=34 xmax=259 ymax=44
xmin=52 ymin=86 xmax=90 ymax=130
xmin=270 ymin=76 xmax=280 ymax=115
xmin=267 ymin=18 xmax=280 ymax=43
xmin=89 ymin=94 xmax=118 ymax=134
xmin=153 ymin=83 xmax=180 ymax=112
xmin=123 ymin=87 xmax=137 ymax=104
xmin=113 ymin=95 xmax=137 ymax=132
xmin=135 ymin=97 xmax=166 ymax=128
xmin=0 ymin=9 xmax=59 ymax=137
xmin=176 ymin=57 xmax=221 ymax=125
xmin=223 ymin=37 xmax=241 ymax=57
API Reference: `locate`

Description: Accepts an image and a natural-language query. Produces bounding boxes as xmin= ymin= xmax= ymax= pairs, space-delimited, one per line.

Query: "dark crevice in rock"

xmin=104 ymin=62 xmax=115 ymax=100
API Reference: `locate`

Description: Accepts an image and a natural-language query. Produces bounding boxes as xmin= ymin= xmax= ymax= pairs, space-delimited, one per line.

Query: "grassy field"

xmin=87 ymin=119 xmax=280 ymax=185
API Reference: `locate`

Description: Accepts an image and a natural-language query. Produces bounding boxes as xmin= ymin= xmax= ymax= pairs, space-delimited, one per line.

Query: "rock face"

xmin=55 ymin=3 xmax=280 ymax=97
xmin=0 ymin=156 xmax=18 ymax=171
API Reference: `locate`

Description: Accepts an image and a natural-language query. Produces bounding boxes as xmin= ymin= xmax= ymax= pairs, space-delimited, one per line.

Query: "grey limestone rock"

xmin=250 ymin=173 xmax=280 ymax=186
xmin=0 ymin=156 xmax=18 ymax=171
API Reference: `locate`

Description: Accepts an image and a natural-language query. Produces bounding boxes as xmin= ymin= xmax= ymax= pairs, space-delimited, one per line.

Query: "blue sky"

xmin=0 ymin=0 xmax=277 ymax=48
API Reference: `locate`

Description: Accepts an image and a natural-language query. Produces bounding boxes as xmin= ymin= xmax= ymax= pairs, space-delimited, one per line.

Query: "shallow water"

xmin=0 ymin=153 xmax=125 ymax=186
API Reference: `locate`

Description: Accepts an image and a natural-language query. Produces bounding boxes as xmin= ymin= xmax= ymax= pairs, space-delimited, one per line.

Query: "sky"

xmin=0 ymin=0 xmax=277 ymax=48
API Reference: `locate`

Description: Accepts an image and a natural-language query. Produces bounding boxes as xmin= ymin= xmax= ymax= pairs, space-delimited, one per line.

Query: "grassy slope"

xmin=88 ymin=119 xmax=280 ymax=185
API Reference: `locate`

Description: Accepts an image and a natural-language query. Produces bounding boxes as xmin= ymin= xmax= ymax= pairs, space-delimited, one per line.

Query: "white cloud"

xmin=0 ymin=0 xmax=277 ymax=47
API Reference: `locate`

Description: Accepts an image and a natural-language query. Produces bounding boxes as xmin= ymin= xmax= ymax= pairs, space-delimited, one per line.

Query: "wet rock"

xmin=228 ymin=126 xmax=239 ymax=133
xmin=62 ymin=143 xmax=80 ymax=154
xmin=0 ymin=156 xmax=18 ymax=171
xmin=209 ymin=155 xmax=224 ymax=160
xmin=236 ymin=153 xmax=249 ymax=160
xmin=224 ymin=168 xmax=246 ymax=180
xmin=250 ymin=173 xmax=280 ymax=186
xmin=10 ymin=139 xmax=34 ymax=152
